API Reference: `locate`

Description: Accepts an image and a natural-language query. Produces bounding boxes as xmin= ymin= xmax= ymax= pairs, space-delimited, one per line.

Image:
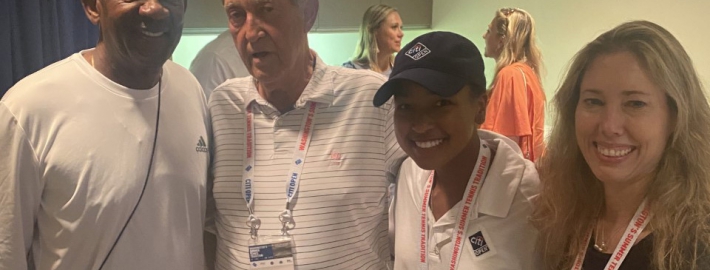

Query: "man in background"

xmin=190 ymin=29 xmax=249 ymax=98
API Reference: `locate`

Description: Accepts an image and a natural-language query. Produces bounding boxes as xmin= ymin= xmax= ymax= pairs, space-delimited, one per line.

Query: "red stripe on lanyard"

xmin=420 ymin=179 xmax=433 ymax=264
xmin=419 ymin=141 xmax=491 ymax=270
xmin=298 ymin=104 xmax=316 ymax=151
xmin=246 ymin=107 xmax=253 ymax=159
xmin=244 ymin=106 xmax=256 ymax=212
xmin=571 ymin=199 xmax=651 ymax=270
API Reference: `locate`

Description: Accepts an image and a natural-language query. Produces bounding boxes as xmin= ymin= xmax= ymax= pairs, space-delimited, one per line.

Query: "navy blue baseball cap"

xmin=373 ymin=31 xmax=486 ymax=107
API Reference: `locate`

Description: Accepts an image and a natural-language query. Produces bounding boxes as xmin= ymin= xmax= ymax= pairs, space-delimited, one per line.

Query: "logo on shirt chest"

xmin=196 ymin=136 xmax=208 ymax=153
xmin=469 ymin=231 xmax=490 ymax=257
xmin=329 ymin=150 xmax=344 ymax=166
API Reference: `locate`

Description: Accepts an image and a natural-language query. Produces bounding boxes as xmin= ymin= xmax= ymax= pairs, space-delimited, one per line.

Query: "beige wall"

xmin=433 ymin=0 xmax=710 ymax=100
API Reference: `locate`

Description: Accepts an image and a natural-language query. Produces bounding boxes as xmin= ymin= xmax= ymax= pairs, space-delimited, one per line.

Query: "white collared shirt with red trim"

xmin=393 ymin=130 xmax=541 ymax=270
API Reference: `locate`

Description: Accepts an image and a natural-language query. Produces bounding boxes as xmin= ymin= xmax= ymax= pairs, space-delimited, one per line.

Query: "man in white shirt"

xmin=190 ymin=30 xmax=249 ymax=99
xmin=207 ymin=0 xmax=404 ymax=269
xmin=0 ymin=0 xmax=210 ymax=269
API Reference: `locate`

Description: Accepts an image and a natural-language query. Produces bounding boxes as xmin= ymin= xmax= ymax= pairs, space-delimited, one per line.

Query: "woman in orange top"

xmin=481 ymin=7 xmax=545 ymax=161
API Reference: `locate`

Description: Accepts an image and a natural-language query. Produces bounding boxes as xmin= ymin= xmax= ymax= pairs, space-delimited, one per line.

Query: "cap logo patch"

xmin=405 ymin=42 xmax=431 ymax=60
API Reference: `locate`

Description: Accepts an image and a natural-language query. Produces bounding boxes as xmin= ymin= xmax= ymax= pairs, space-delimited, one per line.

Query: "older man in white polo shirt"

xmin=206 ymin=0 xmax=404 ymax=269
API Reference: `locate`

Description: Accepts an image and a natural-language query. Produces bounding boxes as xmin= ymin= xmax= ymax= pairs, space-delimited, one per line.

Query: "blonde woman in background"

xmin=343 ymin=4 xmax=403 ymax=76
xmin=533 ymin=20 xmax=710 ymax=270
xmin=481 ymin=7 xmax=545 ymax=162
xmin=344 ymin=5 xmax=404 ymax=252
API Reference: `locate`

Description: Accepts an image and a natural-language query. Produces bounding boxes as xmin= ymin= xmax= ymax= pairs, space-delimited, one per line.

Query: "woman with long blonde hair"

xmin=481 ymin=7 xmax=546 ymax=162
xmin=533 ymin=20 xmax=710 ymax=270
xmin=343 ymin=4 xmax=403 ymax=76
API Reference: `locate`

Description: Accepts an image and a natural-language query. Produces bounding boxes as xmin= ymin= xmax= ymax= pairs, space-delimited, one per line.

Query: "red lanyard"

xmin=571 ymin=199 xmax=651 ymax=270
xmin=419 ymin=141 xmax=492 ymax=270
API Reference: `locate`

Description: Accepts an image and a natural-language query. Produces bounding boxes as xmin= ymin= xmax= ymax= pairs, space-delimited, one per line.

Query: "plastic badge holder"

xmin=248 ymin=235 xmax=296 ymax=269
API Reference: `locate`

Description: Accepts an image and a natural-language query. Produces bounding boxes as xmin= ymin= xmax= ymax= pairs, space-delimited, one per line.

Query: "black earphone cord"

xmin=98 ymin=79 xmax=161 ymax=270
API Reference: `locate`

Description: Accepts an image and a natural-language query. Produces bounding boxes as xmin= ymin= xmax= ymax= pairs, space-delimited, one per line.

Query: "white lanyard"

xmin=243 ymin=102 xmax=318 ymax=237
xmin=419 ymin=141 xmax=492 ymax=270
xmin=571 ymin=199 xmax=651 ymax=270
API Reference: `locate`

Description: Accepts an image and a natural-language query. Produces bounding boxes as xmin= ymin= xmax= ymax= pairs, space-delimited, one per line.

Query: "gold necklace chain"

xmin=594 ymin=221 xmax=607 ymax=252
xmin=594 ymin=219 xmax=631 ymax=253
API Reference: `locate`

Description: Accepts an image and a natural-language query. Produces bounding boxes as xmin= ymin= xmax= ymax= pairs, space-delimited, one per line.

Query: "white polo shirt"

xmin=393 ymin=130 xmax=541 ymax=270
xmin=208 ymin=53 xmax=404 ymax=270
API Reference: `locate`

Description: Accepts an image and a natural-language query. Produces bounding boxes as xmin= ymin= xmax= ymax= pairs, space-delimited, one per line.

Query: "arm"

xmin=383 ymin=103 xmax=406 ymax=186
xmin=203 ymin=151 xmax=217 ymax=270
xmin=203 ymin=231 xmax=217 ymax=270
xmin=383 ymin=102 xmax=406 ymax=260
xmin=0 ymin=103 xmax=42 ymax=270
xmin=203 ymin=101 xmax=217 ymax=270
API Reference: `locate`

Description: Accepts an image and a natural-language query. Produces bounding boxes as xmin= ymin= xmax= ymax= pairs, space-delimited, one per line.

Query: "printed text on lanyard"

xmin=571 ymin=199 xmax=651 ymax=270
xmin=243 ymin=102 xmax=319 ymax=238
xmin=419 ymin=141 xmax=492 ymax=270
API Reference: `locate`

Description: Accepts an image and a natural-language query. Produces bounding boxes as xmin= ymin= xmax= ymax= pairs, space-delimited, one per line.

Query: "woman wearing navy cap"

xmin=374 ymin=31 xmax=541 ymax=270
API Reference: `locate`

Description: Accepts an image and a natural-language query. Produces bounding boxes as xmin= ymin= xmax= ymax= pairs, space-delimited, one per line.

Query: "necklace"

xmin=594 ymin=220 xmax=607 ymax=252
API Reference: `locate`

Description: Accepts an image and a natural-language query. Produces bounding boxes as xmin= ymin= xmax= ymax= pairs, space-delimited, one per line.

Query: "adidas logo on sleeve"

xmin=196 ymin=136 xmax=209 ymax=153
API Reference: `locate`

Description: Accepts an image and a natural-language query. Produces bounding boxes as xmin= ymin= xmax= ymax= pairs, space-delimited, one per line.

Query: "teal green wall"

xmin=174 ymin=0 xmax=710 ymax=133
xmin=432 ymin=0 xmax=710 ymax=131
xmin=173 ymin=30 xmax=431 ymax=69
xmin=176 ymin=0 xmax=710 ymax=95
xmin=173 ymin=34 xmax=222 ymax=69
xmin=433 ymin=0 xmax=710 ymax=99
